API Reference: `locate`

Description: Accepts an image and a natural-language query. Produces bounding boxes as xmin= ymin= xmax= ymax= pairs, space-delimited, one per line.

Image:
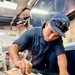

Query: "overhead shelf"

xmin=67 ymin=10 xmax=75 ymax=21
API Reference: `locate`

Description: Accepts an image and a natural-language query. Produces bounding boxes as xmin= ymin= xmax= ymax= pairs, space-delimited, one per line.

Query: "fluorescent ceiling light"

xmin=0 ymin=1 xmax=17 ymax=10
xmin=0 ymin=32 xmax=5 ymax=35
xmin=31 ymin=8 xmax=49 ymax=15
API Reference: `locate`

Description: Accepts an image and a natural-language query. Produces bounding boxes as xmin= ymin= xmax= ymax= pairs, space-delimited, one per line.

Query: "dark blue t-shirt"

xmin=13 ymin=26 xmax=65 ymax=66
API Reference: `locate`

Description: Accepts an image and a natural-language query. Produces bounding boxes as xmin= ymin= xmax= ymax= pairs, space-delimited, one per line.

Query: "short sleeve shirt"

xmin=13 ymin=26 xmax=65 ymax=66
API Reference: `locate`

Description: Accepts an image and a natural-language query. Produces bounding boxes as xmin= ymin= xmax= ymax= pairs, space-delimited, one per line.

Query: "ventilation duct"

xmin=5 ymin=0 xmax=11 ymax=1
xmin=0 ymin=0 xmax=3 ymax=2
xmin=5 ymin=0 xmax=15 ymax=2
xmin=0 ymin=0 xmax=12 ymax=2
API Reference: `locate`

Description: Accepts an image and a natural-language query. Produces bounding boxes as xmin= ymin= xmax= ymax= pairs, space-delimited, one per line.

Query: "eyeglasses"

xmin=18 ymin=16 xmax=30 ymax=20
xmin=11 ymin=7 xmax=30 ymax=26
xmin=11 ymin=16 xmax=30 ymax=26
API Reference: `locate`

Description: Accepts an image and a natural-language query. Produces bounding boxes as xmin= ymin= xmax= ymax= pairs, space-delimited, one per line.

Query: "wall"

xmin=0 ymin=28 xmax=20 ymax=71
xmin=63 ymin=19 xmax=75 ymax=44
xmin=0 ymin=26 xmax=31 ymax=71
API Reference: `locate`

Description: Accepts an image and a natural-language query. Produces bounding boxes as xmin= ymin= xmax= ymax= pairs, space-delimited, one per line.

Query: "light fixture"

xmin=0 ymin=32 xmax=5 ymax=35
xmin=31 ymin=8 xmax=49 ymax=15
xmin=0 ymin=1 xmax=17 ymax=10
xmin=31 ymin=8 xmax=58 ymax=15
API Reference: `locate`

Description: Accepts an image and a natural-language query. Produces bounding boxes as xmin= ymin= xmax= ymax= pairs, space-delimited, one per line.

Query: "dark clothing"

xmin=13 ymin=26 xmax=65 ymax=70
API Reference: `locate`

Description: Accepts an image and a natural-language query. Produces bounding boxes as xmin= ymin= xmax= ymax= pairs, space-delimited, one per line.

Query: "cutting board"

xmin=7 ymin=69 xmax=36 ymax=75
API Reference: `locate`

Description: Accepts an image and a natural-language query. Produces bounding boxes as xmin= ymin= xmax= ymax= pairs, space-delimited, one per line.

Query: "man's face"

xmin=43 ymin=21 xmax=60 ymax=42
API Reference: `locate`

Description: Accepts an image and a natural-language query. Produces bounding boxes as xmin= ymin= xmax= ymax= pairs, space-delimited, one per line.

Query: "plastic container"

xmin=5 ymin=51 xmax=10 ymax=70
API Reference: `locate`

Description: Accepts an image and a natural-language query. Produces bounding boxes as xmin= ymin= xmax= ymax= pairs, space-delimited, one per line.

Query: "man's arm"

xmin=8 ymin=44 xmax=32 ymax=75
xmin=57 ymin=54 xmax=69 ymax=75
xmin=8 ymin=44 xmax=21 ymax=64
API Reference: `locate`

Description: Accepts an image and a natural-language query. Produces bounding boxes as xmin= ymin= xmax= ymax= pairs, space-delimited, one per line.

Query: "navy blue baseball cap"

xmin=50 ymin=13 xmax=70 ymax=37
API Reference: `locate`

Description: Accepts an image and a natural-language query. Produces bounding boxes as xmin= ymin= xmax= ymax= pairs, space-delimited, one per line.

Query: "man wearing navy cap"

xmin=8 ymin=13 xmax=70 ymax=75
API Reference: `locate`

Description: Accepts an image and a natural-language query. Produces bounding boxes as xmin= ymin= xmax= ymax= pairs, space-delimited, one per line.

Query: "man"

xmin=8 ymin=13 xmax=70 ymax=75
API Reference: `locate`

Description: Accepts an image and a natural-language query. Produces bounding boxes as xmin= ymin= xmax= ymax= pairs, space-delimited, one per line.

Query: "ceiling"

xmin=0 ymin=0 xmax=37 ymax=16
xmin=0 ymin=0 xmax=39 ymax=26
xmin=0 ymin=0 xmax=75 ymax=26
xmin=0 ymin=0 xmax=75 ymax=17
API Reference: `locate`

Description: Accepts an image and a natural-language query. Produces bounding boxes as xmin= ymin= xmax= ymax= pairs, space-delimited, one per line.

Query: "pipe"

xmin=27 ymin=0 xmax=39 ymax=9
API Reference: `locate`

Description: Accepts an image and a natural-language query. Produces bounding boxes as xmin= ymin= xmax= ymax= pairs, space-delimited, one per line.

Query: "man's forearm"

xmin=57 ymin=54 xmax=68 ymax=73
xmin=8 ymin=44 xmax=20 ymax=64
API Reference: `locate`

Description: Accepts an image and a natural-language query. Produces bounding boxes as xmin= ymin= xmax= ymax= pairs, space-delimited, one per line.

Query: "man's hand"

xmin=14 ymin=59 xmax=33 ymax=75
xmin=60 ymin=70 xmax=70 ymax=75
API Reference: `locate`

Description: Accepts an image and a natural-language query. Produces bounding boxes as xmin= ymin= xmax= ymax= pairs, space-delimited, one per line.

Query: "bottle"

xmin=5 ymin=51 xmax=10 ymax=70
